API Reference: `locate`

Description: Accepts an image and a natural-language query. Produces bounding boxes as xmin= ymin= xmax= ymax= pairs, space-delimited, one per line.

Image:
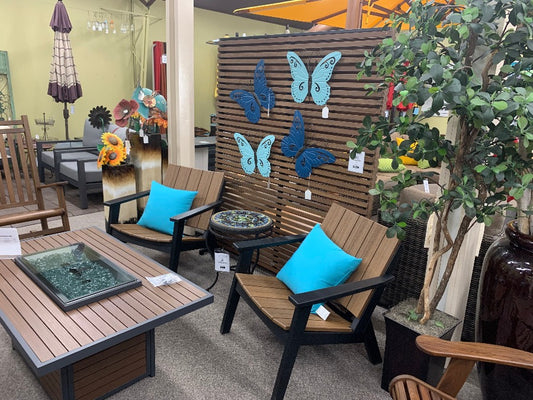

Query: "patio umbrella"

xmin=234 ymin=0 xmax=451 ymax=30
xmin=47 ymin=0 xmax=82 ymax=139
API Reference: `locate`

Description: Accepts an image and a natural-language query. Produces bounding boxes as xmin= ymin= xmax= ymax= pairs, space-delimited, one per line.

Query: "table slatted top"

xmin=0 ymin=227 xmax=213 ymax=376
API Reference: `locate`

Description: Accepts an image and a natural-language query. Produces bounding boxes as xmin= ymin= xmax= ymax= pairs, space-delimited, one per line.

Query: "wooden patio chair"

xmin=220 ymin=202 xmax=400 ymax=400
xmin=0 ymin=115 xmax=70 ymax=239
xmin=389 ymin=335 xmax=533 ymax=400
xmin=105 ymin=164 xmax=224 ymax=271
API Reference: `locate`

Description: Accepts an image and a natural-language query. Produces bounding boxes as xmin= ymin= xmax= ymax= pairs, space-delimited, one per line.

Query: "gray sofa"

xmin=37 ymin=120 xmax=128 ymax=209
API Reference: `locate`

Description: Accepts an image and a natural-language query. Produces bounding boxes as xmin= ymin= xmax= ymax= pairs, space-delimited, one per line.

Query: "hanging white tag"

xmin=348 ymin=151 xmax=365 ymax=174
xmin=315 ymin=305 xmax=330 ymax=320
xmin=322 ymin=106 xmax=329 ymax=119
xmin=423 ymin=179 xmax=430 ymax=193
xmin=214 ymin=250 xmax=230 ymax=272
xmin=139 ymin=128 xmax=145 ymax=137
xmin=125 ymin=139 xmax=131 ymax=155
xmin=304 ymin=189 xmax=312 ymax=200
xmin=143 ymin=135 xmax=149 ymax=144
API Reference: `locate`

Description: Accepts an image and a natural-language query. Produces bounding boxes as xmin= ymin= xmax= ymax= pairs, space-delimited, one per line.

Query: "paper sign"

xmin=304 ymin=189 xmax=312 ymax=200
xmin=315 ymin=305 xmax=330 ymax=321
xmin=348 ymin=151 xmax=365 ymax=174
xmin=214 ymin=250 xmax=231 ymax=272
xmin=423 ymin=179 xmax=430 ymax=193
xmin=146 ymin=273 xmax=182 ymax=287
xmin=322 ymin=106 xmax=329 ymax=119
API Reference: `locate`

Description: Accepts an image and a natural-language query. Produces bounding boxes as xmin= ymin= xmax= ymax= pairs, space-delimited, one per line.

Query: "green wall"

xmin=0 ymin=0 xmax=166 ymax=139
xmin=0 ymin=1 xmax=287 ymax=140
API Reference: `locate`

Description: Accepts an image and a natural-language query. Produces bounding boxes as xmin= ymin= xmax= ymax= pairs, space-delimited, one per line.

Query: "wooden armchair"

xmin=220 ymin=202 xmax=400 ymax=400
xmin=105 ymin=164 xmax=224 ymax=271
xmin=389 ymin=335 xmax=533 ymax=400
xmin=0 ymin=115 xmax=70 ymax=238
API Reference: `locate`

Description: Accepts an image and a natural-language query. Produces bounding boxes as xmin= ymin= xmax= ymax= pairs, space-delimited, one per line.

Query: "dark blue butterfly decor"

xmin=281 ymin=110 xmax=336 ymax=178
xmin=230 ymin=59 xmax=276 ymax=124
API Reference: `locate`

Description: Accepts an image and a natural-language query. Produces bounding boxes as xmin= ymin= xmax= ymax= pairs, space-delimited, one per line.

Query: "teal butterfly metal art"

xmin=234 ymin=133 xmax=275 ymax=178
xmin=286 ymin=51 xmax=342 ymax=106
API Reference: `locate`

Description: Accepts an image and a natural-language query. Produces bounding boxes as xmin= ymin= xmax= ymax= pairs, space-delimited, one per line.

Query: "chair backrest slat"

xmin=162 ymin=164 xmax=224 ymax=231
xmin=321 ymin=203 xmax=399 ymax=318
xmin=0 ymin=116 xmax=41 ymax=210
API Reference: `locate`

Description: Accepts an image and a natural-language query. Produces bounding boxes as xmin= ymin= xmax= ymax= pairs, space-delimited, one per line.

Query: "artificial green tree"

xmin=350 ymin=0 xmax=533 ymax=323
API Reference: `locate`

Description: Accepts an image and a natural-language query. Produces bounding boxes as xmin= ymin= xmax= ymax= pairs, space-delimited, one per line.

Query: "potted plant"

xmin=349 ymin=0 xmax=533 ymax=392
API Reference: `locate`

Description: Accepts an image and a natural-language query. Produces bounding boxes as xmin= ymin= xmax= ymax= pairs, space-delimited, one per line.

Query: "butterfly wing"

xmin=256 ymin=134 xmax=276 ymax=178
xmin=281 ymin=110 xmax=305 ymax=157
xmin=295 ymin=148 xmax=336 ymax=178
xmin=234 ymin=133 xmax=256 ymax=174
xmin=230 ymin=90 xmax=261 ymax=124
xmin=310 ymin=51 xmax=342 ymax=106
xmin=287 ymin=52 xmax=309 ymax=103
xmin=254 ymin=60 xmax=276 ymax=111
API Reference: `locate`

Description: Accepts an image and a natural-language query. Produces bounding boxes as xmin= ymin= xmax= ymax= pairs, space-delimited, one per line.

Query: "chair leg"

xmin=220 ymin=278 xmax=241 ymax=334
xmin=169 ymin=220 xmax=186 ymax=272
xmin=271 ymin=306 xmax=311 ymax=400
xmin=362 ymin=321 xmax=382 ymax=365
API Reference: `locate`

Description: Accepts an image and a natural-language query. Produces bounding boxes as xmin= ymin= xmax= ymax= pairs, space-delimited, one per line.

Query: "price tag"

xmin=348 ymin=151 xmax=365 ymax=174
xmin=143 ymin=135 xmax=149 ymax=144
xmin=161 ymin=54 xmax=167 ymax=64
xmin=125 ymin=139 xmax=131 ymax=154
xmin=214 ymin=250 xmax=230 ymax=272
xmin=423 ymin=179 xmax=430 ymax=193
xmin=315 ymin=305 xmax=330 ymax=321
xmin=322 ymin=106 xmax=329 ymax=119
xmin=139 ymin=128 xmax=145 ymax=137
xmin=305 ymin=189 xmax=312 ymax=200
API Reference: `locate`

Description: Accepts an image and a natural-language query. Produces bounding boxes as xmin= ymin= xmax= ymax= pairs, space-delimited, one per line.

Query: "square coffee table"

xmin=0 ymin=227 xmax=213 ymax=400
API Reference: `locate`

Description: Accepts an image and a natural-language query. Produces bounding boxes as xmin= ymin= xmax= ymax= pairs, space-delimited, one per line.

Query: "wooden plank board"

xmin=0 ymin=227 xmax=212 ymax=376
xmin=215 ymin=29 xmax=390 ymax=273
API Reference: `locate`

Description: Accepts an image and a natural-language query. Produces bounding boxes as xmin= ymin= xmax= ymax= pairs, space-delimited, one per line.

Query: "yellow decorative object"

xmin=97 ymin=132 xmax=127 ymax=168
xmin=395 ymin=137 xmax=418 ymax=165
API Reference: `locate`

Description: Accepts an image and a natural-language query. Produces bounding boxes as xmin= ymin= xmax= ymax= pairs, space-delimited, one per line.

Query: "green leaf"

xmin=434 ymin=321 xmax=444 ymax=328
xmin=346 ymin=140 xmax=356 ymax=148
xmin=492 ymin=101 xmax=508 ymax=111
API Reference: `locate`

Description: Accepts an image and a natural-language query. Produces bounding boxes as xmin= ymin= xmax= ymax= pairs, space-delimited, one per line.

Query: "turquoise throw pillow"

xmin=137 ymin=181 xmax=197 ymax=235
xmin=276 ymin=224 xmax=362 ymax=313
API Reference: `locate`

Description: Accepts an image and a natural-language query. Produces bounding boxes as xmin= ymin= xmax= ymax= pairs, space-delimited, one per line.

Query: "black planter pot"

xmin=381 ymin=299 xmax=461 ymax=391
xmin=476 ymin=221 xmax=533 ymax=400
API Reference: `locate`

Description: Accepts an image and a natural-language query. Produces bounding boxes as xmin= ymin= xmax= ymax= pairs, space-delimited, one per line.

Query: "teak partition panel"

xmin=215 ymin=29 xmax=390 ymax=273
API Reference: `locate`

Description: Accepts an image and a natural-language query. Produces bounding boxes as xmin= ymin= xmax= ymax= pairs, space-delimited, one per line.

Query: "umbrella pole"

xmin=63 ymin=102 xmax=70 ymax=140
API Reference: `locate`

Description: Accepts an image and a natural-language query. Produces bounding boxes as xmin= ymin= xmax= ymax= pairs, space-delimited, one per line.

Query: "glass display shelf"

xmin=15 ymin=243 xmax=141 ymax=311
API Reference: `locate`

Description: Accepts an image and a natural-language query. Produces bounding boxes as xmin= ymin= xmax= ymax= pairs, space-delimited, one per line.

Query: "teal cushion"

xmin=276 ymin=224 xmax=362 ymax=313
xmin=137 ymin=181 xmax=197 ymax=235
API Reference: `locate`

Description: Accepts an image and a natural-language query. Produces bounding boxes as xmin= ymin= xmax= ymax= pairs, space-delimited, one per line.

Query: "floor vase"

xmin=477 ymin=221 xmax=533 ymax=400
xmin=102 ymin=164 xmax=137 ymax=223
xmin=129 ymin=133 xmax=162 ymax=211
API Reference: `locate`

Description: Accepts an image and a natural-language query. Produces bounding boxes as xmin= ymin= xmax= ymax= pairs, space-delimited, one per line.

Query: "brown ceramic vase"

xmin=477 ymin=221 xmax=533 ymax=400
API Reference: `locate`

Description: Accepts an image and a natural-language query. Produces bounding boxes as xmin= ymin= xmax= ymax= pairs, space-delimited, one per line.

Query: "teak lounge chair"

xmin=389 ymin=335 xmax=533 ymax=400
xmin=0 ymin=116 xmax=70 ymax=238
xmin=220 ymin=202 xmax=400 ymax=400
xmin=105 ymin=164 xmax=224 ymax=271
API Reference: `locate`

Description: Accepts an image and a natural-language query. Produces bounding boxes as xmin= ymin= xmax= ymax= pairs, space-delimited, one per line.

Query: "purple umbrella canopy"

xmin=47 ymin=0 xmax=82 ymax=138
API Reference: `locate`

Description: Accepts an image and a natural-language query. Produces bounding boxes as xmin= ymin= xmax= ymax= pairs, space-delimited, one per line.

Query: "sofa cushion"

xmin=59 ymin=160 xmax=102 ymax=183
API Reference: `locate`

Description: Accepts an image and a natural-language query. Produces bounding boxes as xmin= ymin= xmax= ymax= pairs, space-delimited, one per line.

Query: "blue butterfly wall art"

xmin=230 ymin=59 xmax=276 ymax=124
xmin=286 ymin=51 xmax=342 ymax=106
xmin=281 ymin=111 xmax=336 ymax=179
xmin=234 ymin=132 xmax=275 ymax=178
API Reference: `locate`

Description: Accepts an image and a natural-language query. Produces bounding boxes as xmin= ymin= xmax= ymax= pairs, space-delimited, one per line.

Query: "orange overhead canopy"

xmin=234 ymin=0 xmax=449 ymax=29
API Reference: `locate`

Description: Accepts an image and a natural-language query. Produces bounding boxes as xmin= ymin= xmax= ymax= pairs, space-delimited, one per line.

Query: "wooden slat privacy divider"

xmin=215 ymin=29 xmax=390 ymax=273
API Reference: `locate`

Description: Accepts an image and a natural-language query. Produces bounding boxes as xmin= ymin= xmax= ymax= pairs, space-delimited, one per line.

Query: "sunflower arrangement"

xmin=97 ymin=132 xmax=127 ymax=168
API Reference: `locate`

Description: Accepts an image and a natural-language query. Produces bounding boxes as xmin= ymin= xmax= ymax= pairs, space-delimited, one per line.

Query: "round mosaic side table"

xmin=206 ymin=210 xmax=273 ymax=289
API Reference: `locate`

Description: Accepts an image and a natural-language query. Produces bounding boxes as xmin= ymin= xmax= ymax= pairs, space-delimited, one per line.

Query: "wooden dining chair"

xmin=0 ymin=115 xmax=70 ymax=238
xmin=220 ymin=202 xmax=400 ymax=400
xmin=389 ymin=335 xmax=533 ymax=400
xmin=105 ymin=164 xmax=224 ymax=271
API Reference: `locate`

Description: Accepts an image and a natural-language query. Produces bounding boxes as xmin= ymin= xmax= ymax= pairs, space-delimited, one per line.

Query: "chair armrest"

xmin=233 ymin=234 xmax=306 ymax=252
xmin=170 ymin=200 xmax=223 ymax=223
xmin=289 ymin=275 xmax=394 ymax=308
xmin=103 ymin=190 xmax=151 ymax=206
xmin=416 ymin=335 xmax=533 ymax=370
xmin=38 ymin=181 xmax=69 ymax=190
xmin=54 ymin=146 xmax=98 ymax=154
